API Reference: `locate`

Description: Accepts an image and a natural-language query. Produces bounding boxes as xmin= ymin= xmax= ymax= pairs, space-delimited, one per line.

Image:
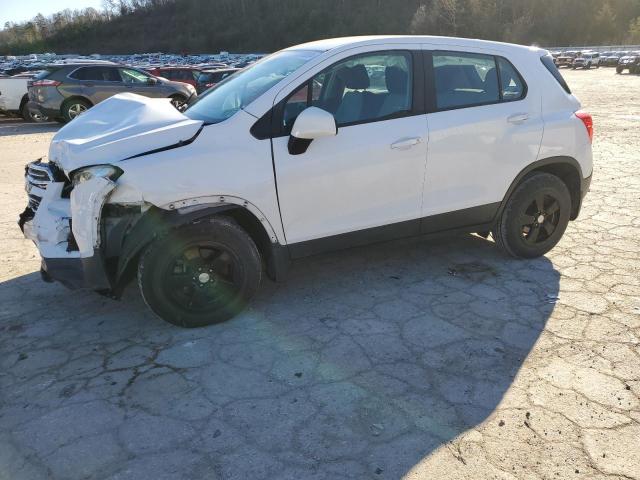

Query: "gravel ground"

xmin=1 ymin=68 xmax=639 ymax=480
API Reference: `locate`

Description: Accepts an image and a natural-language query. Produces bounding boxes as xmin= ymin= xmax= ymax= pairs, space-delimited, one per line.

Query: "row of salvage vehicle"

xmin=0 ymin=61 xmax=240 ymax=123
xmin=552 ymin=49 xmax=640 ymax=73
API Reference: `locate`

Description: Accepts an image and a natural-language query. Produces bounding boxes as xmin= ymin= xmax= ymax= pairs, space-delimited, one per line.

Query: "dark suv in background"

xmin=616 ymin=53 xmax=640 ymax=74
xmin=27 ymin=63 xmax=196 ymax=122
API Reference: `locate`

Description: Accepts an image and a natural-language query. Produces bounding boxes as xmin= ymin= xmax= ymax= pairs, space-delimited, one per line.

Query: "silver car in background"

xmin=27 ymin=63 xmax=196 ymax=122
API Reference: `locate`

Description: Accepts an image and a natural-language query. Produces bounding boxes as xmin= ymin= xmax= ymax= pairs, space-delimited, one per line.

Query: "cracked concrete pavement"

xmin=1 ymin=69 xmax=639 ymax=479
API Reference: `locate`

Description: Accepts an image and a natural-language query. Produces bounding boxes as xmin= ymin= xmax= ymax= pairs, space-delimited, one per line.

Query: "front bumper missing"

xmin=20 ymin=159 xmax=116 ymax=291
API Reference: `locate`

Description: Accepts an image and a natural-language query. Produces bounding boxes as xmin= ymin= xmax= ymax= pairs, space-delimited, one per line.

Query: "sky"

xmin=0 ymin=0 xmax=104 ymax=27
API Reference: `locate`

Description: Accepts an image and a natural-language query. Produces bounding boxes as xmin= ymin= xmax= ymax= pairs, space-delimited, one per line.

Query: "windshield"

xmin=185 ymin=50 xmax=321 ymax=124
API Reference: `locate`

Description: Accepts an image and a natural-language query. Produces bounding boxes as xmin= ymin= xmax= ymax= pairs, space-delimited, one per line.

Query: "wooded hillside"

xmin=2 ymin=0 xmax=640 ymax=55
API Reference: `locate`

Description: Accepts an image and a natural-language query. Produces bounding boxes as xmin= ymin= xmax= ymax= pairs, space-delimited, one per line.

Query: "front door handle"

xmin=391 ymin=137 xmax=422 ymax=150
xmin=507 ymin=113 xmax=530 ymax=124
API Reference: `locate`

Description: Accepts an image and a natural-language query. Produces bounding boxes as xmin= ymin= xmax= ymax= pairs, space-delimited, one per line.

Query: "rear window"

xmin=541 ymin=54 xmax=571 ymax=94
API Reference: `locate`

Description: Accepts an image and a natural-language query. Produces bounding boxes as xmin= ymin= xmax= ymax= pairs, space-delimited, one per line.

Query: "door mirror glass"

xmin=291 ymin=106 xmax=337 ymax=140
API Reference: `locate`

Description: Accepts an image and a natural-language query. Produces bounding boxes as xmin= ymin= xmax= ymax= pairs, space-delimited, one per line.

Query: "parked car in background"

xmin=616 ymin=53 xmax=640 ymax=74
xmin=20 ymin=36 xmax=593 ymax=328
xmin=0 ymin=76 xmax=47 ymax=121
xmin=195 ymin=68 xmax=240 ymax=93
xmin=572 ymin=52 xmax=600 ymax=69
xmin=603 ymin=53 xmax=623 ymax=66
xmin=27 ymin=63 xmax=196 ymax=122
xmin=146 ymin=66 xmax=201 ymax=88
xmin=556 ymin=51 xmax=578 ymax=68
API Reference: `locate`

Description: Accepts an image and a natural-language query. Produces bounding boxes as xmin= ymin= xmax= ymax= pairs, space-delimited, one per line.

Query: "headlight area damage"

xmin=18 ymin=94 xmax=206 ymax=294
xmin=19 ymin=160 xmax=133 ymax=292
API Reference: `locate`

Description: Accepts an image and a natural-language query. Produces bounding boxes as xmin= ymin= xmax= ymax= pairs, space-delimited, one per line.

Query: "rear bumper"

xmin=581 ymin=174 xmax=592 ymax=198
xmin=572 ymin=173 xmax=592 ymax=220
xmin=27 ymin=101 xmax=59 ymax=118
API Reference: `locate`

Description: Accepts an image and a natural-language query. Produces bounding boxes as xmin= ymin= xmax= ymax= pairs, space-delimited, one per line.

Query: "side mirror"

xmin=147 ymin=77 xmax=159 ymax=85
xmin=288 ymin=107 xmax=337 ymax=155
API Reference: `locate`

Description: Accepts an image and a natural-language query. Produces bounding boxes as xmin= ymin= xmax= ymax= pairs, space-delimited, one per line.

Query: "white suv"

xmin=20 ymin=36 xmax=593 ymax=327
xmin=572 ymin=52 xmax=600 ymax=69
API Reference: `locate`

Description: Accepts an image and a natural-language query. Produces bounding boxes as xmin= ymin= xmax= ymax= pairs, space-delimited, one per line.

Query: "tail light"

xmin=30 ymin=79 xmax=61 ymax=87
xmin=575 ymin=110 xmax=593 ymax=143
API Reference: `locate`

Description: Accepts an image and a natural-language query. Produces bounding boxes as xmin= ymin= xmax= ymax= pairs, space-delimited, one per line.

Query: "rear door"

xmin=270 ymin=49 xmax=429 ymax=251
xmin=70 ymin=66 xmax=123 ymax=104
xmin=420 ymin=49 xmax=544 ymax=225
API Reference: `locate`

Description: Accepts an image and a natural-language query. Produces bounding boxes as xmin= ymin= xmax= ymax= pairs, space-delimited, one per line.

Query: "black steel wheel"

xmin=493 ymin=172 xmax=571 ymax=258
xmin=138 ymin=217 xmax=262 ymax=327
xmin=520 ymin=194 xmax=561 ymax=245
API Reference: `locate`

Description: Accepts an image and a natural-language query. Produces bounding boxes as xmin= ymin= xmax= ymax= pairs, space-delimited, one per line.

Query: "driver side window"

xmin=282 ymin=51 xmax=413 ymax=133
xmin=119 ymin=68 xmax=150 ymax=84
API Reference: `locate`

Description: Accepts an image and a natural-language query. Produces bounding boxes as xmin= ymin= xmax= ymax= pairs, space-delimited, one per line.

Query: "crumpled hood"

xmin=49 ymin=93 xmax=203 ymax=173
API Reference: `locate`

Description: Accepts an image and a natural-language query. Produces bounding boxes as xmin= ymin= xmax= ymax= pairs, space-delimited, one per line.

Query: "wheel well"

xmin=498 ymin=158 xmax=583 ymax=223
xmin=220 ymin=207 xmax=275 ymax=272
xmin=527 ymin=163 xmax=581 ymax=219
xmin=112 ymin=204 xmax=286 ymax=293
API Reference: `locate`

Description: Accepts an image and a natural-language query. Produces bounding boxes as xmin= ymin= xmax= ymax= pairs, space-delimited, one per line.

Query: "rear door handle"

xmin=507 ymin=113 xmax=530 ymax=124
xmin=391 ymin=137 xmax=422 ymax=150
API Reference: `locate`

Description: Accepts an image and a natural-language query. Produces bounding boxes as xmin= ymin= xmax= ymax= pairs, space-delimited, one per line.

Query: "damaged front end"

xmin=19 ymin=159 xmax=130 ymax=292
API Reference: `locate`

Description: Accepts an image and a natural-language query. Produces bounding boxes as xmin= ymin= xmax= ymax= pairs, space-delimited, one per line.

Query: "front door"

xmin=119 ymin=68 xmax=165 ymax=98
xmin=271 ymin=50 xmax=428 ymax=252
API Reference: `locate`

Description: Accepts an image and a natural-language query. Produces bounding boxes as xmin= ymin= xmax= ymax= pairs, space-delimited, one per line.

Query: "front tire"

xmin=493 ymin=173 xmax=571 ymax=259
xmin=138 ymin=217 xmax=262 ymax=328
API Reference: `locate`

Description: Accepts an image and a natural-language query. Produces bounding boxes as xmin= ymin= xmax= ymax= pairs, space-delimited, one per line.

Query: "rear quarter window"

xmin=541 ymin=54 xmax=571 ymax=94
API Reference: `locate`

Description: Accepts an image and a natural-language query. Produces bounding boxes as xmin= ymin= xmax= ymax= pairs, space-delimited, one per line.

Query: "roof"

xmin=286 ymin=35 xmax=541 ymax=55
xmin=149 ymin=66 xmax=201 ymax=70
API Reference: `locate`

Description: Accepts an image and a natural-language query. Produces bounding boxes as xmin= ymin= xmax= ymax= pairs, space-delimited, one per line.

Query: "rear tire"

xmin=493 ymin=173 xmax=571 ymax=259
xmin=62 ymin=98 xmax=91 ymax=122
xmin=138 ymin=216 xmax=262 ymax=328
xmin=21 ymin=103 xmax=47 ymax=123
